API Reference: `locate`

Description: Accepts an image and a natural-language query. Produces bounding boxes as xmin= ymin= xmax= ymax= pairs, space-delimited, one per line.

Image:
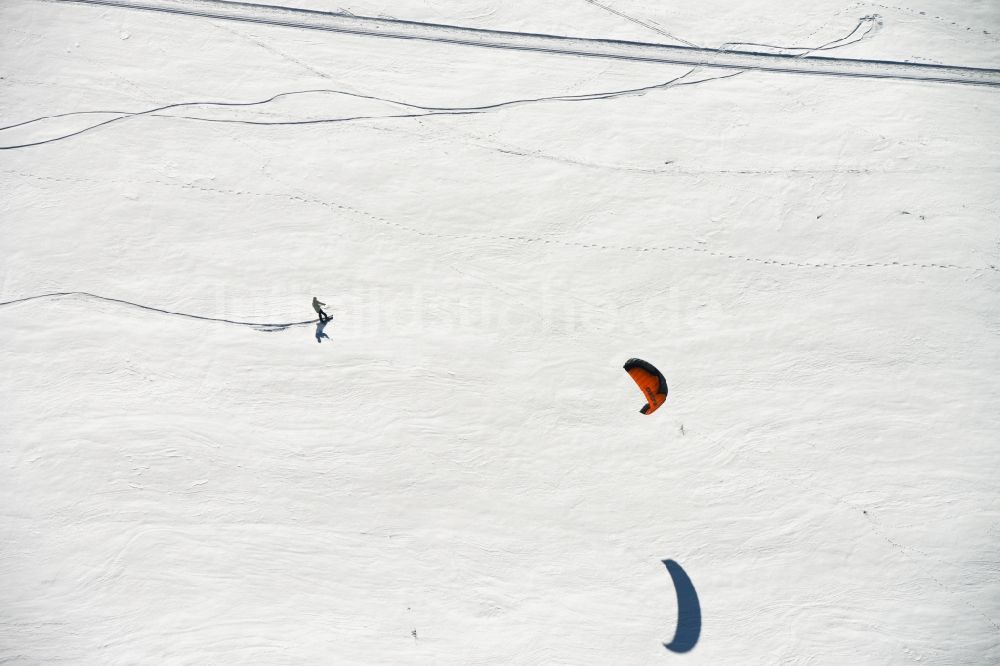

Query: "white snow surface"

xmin=2 ymin=0 xmax=999 ymax=664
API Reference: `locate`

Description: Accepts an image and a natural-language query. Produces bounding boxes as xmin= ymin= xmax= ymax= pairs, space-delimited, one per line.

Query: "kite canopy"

xmin=623 ymin=358 xmax=668 ymax=415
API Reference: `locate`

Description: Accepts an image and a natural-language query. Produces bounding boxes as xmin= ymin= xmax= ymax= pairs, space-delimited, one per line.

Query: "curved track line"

xmin=45 ymin=0 xmax=1000 ymax=87
xmin=0 ymin=18 xmax=875 ymax=137
xmin=721 ymin=15 xmax=881 ymax=54
xmin=0 ymin=17 xmax=912 ymax=150
xmin=0 ymin=73 xmax=715 ymax=132
xmin=0 ymin=70 xmax=736 ymax=150
xmin=0 ymin=292 xmax=316 ymax=331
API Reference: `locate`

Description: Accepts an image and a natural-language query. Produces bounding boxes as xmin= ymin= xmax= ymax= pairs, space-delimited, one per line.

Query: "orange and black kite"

xmin=624 ymin=358 xmax=668 ymax=415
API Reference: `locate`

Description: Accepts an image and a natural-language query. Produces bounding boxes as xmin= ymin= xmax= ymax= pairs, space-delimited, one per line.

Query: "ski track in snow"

xmin=4 ymin=168 xmax=997 ymax=276
xmin=0 ymin=11 xmax=883 ymax=152
xmin=719 ymin=14 xmax=883 ymax=54
xmin=0 ymin=16 xmax=887 ymax=151
xmin=0 ymin=70 xmax=739 ymax=150
xmin=577 ymin=0 xmax=701 ymax=47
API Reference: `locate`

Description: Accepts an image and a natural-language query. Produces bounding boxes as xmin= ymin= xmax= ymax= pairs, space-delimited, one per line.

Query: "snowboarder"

xmin=312 ymin=296 xmax=330 ymax=322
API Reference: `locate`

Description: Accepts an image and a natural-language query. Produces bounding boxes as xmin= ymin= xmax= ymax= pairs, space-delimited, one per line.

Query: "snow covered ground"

xmin=2 ymin=0 xmax=998 ymax=663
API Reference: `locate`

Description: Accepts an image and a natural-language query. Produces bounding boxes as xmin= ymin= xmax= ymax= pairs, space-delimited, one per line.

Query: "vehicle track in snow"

xmin=44 ymin=0 xmax=1000 ymax=87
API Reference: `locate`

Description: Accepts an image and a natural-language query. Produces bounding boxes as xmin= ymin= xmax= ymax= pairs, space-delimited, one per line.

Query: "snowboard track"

xmin=45 ymin=0 xmax=1000 ymax=87
xmin=0 ymin=292 xmax=316 ymax=331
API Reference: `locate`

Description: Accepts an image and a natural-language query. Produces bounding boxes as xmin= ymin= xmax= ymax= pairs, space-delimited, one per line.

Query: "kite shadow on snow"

xmin=663 ymin=559 xmax=701 ymax=653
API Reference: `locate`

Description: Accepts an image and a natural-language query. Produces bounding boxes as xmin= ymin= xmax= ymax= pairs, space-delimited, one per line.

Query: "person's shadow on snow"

xmin=315 ymin=319 xmax=331 ymax=343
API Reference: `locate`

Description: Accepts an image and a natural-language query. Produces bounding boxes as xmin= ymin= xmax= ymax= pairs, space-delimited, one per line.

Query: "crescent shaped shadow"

xmin=663 ymin=559 xmax=701 ymax=653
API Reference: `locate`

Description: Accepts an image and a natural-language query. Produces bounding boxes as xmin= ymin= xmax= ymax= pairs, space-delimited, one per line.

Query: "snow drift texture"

xmin=1 ymin=0 xmax=998 ymax=663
